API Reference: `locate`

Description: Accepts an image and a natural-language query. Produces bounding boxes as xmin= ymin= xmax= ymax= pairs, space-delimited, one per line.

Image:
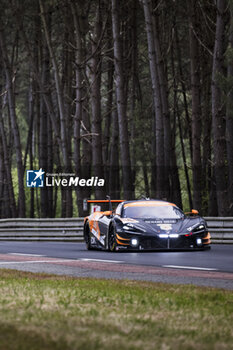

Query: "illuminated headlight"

xmin=196 ymin=238 xmax=202 ymax=245
xmin=159 ymin=234 xmax=168 ymax=238
xmin=159 ymin=234 xmax=178 ymax=238
xmin=131 ymin=238 xmax=139 ymax=246
xmin=198 ymin=224 xmax=205 ymax=230
xmin=170 ymin=234 xmax=178 ymax=238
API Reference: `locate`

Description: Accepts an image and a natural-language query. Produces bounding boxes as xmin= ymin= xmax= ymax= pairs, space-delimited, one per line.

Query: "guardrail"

xmin=0 ymin=217 xmax=232 ymax=243
xmin=204 ymin=217 xmax=233 ymax=244
xmin=0 ymin=218 xmax=83 ymax=241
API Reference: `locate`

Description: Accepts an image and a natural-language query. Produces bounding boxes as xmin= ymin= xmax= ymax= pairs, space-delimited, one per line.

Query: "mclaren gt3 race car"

xmin=83 ymin=199 xmax=211 ymax=251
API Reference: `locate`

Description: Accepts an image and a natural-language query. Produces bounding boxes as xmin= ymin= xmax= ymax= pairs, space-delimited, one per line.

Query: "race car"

xmin=83 ymin=198 xmax=211 ymax=251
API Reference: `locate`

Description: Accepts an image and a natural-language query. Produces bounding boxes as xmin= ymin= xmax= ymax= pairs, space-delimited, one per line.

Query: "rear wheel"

xmin=108 ymin=224 xmax=117 ymax=252
xmin=84 ymin=223 xmax=93 ymax=250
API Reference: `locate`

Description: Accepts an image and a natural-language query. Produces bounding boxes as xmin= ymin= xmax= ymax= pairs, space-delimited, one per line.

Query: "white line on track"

xmin=163 ymin=265 xmax=218 ymax=271
xmin=7 ymin=253 xmax=45 ymax=257
xmin=0 ymin=260 xmax=72 ymax=265
xmin=79 ymin=258 xmax=124 ymax=264
xmin=0 ymin=258 xmax=124 ymax=265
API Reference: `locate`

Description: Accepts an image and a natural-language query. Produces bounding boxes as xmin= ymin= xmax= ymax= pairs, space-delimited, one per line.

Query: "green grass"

xmin=0 ymin=269 xmax=232 ymax=350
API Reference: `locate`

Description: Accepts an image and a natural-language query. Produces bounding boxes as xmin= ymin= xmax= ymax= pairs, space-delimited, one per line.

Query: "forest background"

xmin=0 ymin=0 xmax=233 ymax=218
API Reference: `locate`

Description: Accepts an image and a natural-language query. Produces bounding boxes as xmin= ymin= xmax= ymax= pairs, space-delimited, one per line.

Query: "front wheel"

xmin=107 ymin=225 xmax=117 ymax=252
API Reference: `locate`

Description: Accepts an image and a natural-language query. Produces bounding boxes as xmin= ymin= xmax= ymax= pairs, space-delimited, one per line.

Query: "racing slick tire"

xmin=84 ymin=222 xmax=93 ymax=250
xmin=107 ymin=224 xmax=117 ymax=252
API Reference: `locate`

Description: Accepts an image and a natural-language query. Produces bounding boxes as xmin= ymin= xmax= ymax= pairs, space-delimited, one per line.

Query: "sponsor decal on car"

xmin=119 ymin=218 xmax=139 ymax=224
xmin=157 ymin=224 xmax=172 ymax=231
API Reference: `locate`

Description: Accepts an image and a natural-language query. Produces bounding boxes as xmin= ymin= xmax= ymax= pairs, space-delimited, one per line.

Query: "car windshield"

xmin=122 ymin=205 xmax=184 ymax=219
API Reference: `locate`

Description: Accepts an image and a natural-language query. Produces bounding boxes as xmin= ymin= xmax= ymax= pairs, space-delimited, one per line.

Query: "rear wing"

xmin=86 ymin=200 xmax=125 ymax=203
xmin=83 ymin=198 xmax=125 ymax=212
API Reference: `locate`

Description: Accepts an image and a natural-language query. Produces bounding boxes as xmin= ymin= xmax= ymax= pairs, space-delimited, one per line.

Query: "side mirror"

xmin=185 ymin=209 xmax=199 ymax=215
xmin=191 ymin=209 xmax=199 ymax=215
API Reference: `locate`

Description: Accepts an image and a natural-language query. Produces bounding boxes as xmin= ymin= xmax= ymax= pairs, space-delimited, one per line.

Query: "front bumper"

xmin=115 ymin=231 xmax=211 ymax=251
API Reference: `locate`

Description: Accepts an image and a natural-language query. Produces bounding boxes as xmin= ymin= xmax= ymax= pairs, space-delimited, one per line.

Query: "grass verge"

xmin=0 ymin=269 xmax=232 ymax=350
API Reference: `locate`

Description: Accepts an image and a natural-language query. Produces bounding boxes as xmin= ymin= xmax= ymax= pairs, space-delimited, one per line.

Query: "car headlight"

xmin=194 ymin=224 xmax=205 ymax=230
xmin=122 ymin=224 xmax=146 ymax=233
xmin=197 ymin=224 xmax=205 ymax=229
xmin=192 ymin=224 xmax=206 ymax=233
xmin=131 ymin=238 xmax=139 ymax=246
xmin=186 ymin=223 xmax=206 ymax=235
xmin=187 ymin=223 xmax=206 ymax=231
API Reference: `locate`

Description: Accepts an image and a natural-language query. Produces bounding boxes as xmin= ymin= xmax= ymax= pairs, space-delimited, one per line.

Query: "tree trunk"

xmin=89 ymin=2 xmax=105 ymax=200
xmin=170 ymin=40 xmax=182 ymax=208
xmin=175 ymin=27 xmax=193 ymax=162
xmin=40 ymin=47 xmax=50 ymax=217
xmin=226 ymin=7 xmax=233 ymax=215
xmin=189 ymin=0 xmax=202 ymax=211
xmin=202 ymin=76 xmax=212 ymax=215
xmin=0 ymin=27 xmax=25 ymax=217
xmin=40 ymin=0 xmax=73 ymax=216
xmin=201 ymin=53 xmax=212 ymax=215
xmin=19 ymin=21 xmax=61 ymax=146
xmin=112 ymin=0 xmax=133 ymax=200
xmin=47 ymin=117 xmax=54 ymax=217
xmin=71 ymin=1 xmax=92 ymax=215
xmin=0 ymin=135 xmax=4 ymax=217
xmin=150 ymin=103 xmax=156 ymax=198
xmin=109 ymin=111 xmax=120 ymax=198
xmin=152 ymin=6 xmax=171 ymax=200
xmin=0 ymin=106 xmax=16 ymax=217
xmin=63 ymin=11 xmax=73 ymax=218
xmin=142 ymin=0 xmax=165 ymax=199
xmin=40 ymin=1 xmax=69 ymax=169
xmin=103 ymin=23 xmax=114 ymax=195
xmin=129 ymin=0 xmax=138 ymax=195
xmin=70 ymin=1 xmax=85 ymax=215
xmin=211 ymin=0 xmax=229 ymax=216
xmin=0 ymin=78 xmax=15 ymax=218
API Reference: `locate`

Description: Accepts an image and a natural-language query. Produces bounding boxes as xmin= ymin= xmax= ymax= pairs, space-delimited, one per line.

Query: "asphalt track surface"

xmin=0 ymin=242 xmax=232 ymax=290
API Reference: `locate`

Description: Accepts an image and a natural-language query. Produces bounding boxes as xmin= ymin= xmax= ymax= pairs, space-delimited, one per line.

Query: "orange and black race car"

xmin=83 ymin=198 xmax=211 ymax=251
